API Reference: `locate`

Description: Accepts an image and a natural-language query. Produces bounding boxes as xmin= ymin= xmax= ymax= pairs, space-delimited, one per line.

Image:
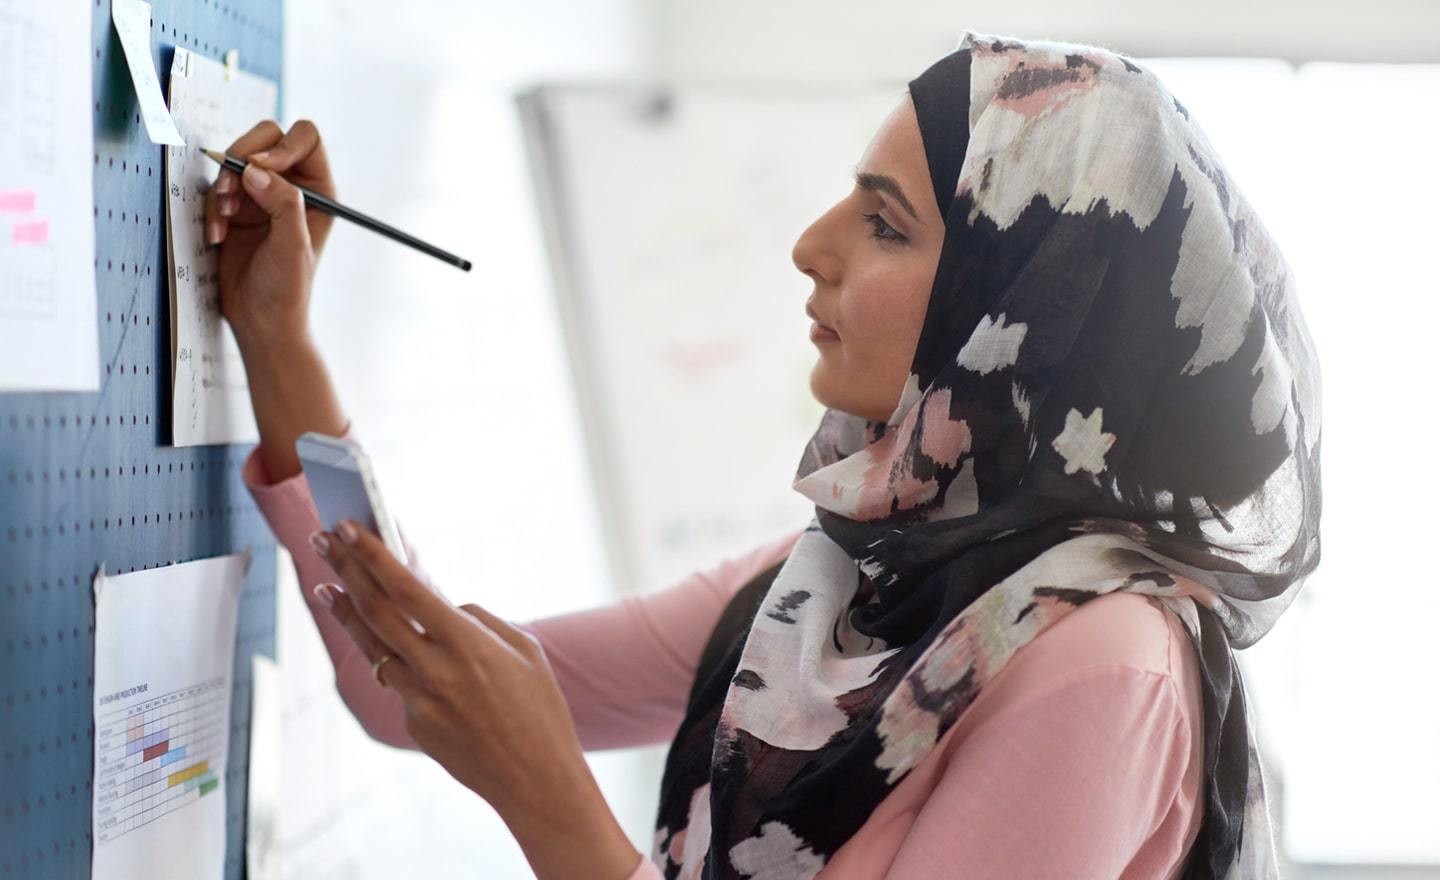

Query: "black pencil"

xmin=202 ymin=148 xmax=473 ymax=272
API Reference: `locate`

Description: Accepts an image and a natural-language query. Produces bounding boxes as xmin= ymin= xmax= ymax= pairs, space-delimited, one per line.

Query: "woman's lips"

xmin=809 ymin=321 xmax=840 ymax=343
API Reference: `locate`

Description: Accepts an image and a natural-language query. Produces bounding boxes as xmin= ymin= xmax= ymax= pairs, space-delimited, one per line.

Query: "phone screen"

xmin=295 ymin=433 xmax=407 ymax=562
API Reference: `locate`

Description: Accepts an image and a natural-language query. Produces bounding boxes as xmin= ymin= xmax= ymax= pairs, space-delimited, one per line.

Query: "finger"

xmin=319 ymin=583 xmax=429 ymax=698
xmin=317 ymin=530 xmax=440 ymax=667
xmin=334 ymin=520 xmax=464 ymax=644
xmin=214 ymin=168 xmax=238 ymax=196
xmin=212 ymin=169 xmax=241 ymax=231
xmin=459 ymin=603 xmax=542 ymax=658
xmin=203 ymin=179 xmax=228 ymax=245
xmin=209 ymin=119 xmax=284 ymax=241
xmin=247 ymin=119 xmax=334 ymax=194
xmin=217 ymin=190 xmax=268 ymax=231
xmin=238 ymin=163 xmax=312 ymax=252
xmin=223 ymin=119 xmax=285 ymax=164
xmin=314 ymin=582 xmax=388 ymax=663
xmin=375 ymin=654 xmax=425 ymax=698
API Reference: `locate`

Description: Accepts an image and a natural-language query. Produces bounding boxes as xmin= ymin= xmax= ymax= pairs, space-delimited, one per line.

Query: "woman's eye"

xmin=860 ymin=212 xmax=905 ymax=244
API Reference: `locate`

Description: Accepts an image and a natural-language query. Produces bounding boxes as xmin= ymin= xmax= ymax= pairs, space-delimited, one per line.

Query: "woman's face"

xmin=791 ymin=94 xmax=945 ymax=424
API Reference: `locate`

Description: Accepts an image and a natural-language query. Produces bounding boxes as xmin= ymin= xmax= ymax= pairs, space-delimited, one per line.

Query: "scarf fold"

xmin=653 ymin=29 xmax=1321 ymax=880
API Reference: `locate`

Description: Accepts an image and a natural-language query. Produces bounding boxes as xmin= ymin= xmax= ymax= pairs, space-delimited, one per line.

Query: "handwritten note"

xmin=0 ymin=0 xmax=99 ymax=392
xmin=164 ymin=48 xmax=276 ymax=446
xmin=111 ymin=0 xmax=185 ymax=146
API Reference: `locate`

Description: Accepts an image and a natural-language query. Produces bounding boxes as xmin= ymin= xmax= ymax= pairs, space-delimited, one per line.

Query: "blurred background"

xmin=270 ymin=1 xmax=1440 ymax=877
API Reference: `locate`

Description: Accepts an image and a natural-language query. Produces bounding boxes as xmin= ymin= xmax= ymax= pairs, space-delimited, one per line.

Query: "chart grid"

xmin=93 ymin=678 xmax=228 ymax=844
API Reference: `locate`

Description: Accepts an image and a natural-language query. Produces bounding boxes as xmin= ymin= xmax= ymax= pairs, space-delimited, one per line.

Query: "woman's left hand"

xmin=309 ymin=519 xmax=643 ymax=880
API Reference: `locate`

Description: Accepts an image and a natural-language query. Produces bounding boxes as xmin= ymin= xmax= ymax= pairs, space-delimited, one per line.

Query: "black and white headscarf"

xmin=653 ymin=29 xmax=1321 ymax=880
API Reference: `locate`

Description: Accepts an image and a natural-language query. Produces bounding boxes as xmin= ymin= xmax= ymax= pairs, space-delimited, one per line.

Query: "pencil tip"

xmin=200 ymin=148 xmax=225 ymax=164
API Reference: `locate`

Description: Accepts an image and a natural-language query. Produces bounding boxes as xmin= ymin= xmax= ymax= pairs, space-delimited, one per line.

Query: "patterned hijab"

xmin=653 ymin=29 xmax=1321 ymax=880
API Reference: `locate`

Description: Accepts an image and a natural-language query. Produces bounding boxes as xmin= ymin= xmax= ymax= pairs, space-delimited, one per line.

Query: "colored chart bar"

xmin=142 ymin=740 xmax=170 ymax=762
xmin=168 ymin=760 xmax=209 ymax=788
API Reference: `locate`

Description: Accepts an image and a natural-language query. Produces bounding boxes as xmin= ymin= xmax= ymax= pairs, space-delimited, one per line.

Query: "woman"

xmin=210 ymin=29 xmax=1320 ymax=880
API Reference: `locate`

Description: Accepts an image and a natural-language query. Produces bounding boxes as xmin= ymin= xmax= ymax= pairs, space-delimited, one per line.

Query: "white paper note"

xmin=165 ymin=48 xmax=276 ymax=446
xmin=0 ymin=0 xmax=99 ymax=392
xmin=110 ymin=0 xmax=185 ymax=146
xmin=246 ymin=654 xmax=281 ymax=880
xmin=91 ymin=552 xmax=248 ymax=880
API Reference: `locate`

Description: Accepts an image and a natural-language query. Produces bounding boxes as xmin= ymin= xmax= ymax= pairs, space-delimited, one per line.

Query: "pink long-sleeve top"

xmin=243 ymin=432 xmax=1206 ymax=880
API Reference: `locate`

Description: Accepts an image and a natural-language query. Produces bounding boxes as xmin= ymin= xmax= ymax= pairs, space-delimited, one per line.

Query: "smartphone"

xmin=295 ymin=432 xmax=408 ymax=563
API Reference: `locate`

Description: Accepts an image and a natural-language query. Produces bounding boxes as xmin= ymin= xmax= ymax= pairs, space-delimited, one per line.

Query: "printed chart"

xmin=91 ymin=552 xmax=247 ymax=880
xmin=94 ymin=678 xmax=229 ymax=843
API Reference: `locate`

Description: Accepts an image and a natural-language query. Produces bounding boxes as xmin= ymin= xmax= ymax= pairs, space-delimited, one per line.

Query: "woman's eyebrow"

xmin=852 ymin=164 xmax=920 ymax=223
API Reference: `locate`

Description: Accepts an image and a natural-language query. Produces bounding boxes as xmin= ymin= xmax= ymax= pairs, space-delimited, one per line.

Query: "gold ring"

xmin=372 ymin=654 xmax=393 ymax=687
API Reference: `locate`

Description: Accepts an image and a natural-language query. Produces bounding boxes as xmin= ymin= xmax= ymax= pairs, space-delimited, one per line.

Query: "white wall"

xmin=645 ymin=0 xmax=1440 ymax=88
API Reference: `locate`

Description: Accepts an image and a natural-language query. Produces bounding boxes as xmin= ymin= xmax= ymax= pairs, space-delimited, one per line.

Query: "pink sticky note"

xmin=0 ymin=191 xmax=37 ymax=213
xmin=12 ymin=219 xmax=50 ymax=246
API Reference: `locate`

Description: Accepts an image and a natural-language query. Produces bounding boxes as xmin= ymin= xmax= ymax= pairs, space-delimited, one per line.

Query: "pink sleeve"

xmin=514 ymin=528 xmax=805 ymax=752
xmin=619 ymin=666 xmax=1193 ymax=880
xmin=883 ymin=664 xmax=1195 ymax=879
xmin=241 ymin=427 xmax=422 ymax=750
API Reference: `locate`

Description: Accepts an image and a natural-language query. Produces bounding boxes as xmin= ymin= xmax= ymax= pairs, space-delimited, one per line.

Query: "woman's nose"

xmin=791 ymin=207 xmax=841 ymax=285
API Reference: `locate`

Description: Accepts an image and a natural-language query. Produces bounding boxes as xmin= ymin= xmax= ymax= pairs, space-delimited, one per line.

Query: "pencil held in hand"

xmin=201 ymin=148 xmax=472 ymax=272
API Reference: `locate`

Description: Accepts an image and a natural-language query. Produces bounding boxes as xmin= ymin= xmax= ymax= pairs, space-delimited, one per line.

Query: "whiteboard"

xmin=518 ymin=82 xmax=903 ymax=596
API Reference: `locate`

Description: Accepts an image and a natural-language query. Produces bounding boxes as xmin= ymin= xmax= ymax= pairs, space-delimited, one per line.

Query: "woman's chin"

xmin=808 ymin=364 xmax=832 ymax=410
xmin=809 ymin=365 xmax=848 ymax=416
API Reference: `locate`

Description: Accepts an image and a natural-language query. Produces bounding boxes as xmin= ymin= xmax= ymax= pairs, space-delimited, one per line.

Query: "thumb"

xmin=240 ymin=163 xmax=312 ymax=250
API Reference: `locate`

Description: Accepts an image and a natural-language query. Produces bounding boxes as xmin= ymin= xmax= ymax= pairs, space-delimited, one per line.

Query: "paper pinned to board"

xmin=111 ymin=0 xmax=185 ymax=146
xmin=90 ymin=553 xmax=247 ymax=880
xmin=0 ymin=0 xmax=100 ymax=391
xmin=246 ymin=654 xmax=281 ymax=880
xmin=164 ymin=47 xmax=276 ymax=445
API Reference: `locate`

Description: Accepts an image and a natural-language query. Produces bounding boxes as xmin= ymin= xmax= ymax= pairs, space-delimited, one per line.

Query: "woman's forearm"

xmin=502 ymin=767 xmax=645 ymax=880
xmin=236 ymin=330 xmax=348 ymax=480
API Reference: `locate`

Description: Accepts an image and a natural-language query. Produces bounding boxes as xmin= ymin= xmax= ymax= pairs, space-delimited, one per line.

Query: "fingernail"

xmin=219 ymin=197 xmax=236 ymax=217
xmin=206 ymin=220 xmax=221 ymax=244
xmin=249 ymin=150 xmax=270 ymax=164
xmin=308 ymin=530 xmax=330 ymax=556
xmin=337 ymin=521 xmax=358 ymax=544
xmin=216 ymin=173 xmax=234 ymax=194
xmin=313 ymin=583 xmax=336 ymax=608
xmin=243 ymin=163 xmax=270 ymax=189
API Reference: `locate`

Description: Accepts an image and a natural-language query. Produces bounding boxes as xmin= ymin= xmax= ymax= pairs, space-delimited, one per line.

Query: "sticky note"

xmin=111 ymin=0 xmax=185 ymax=146
xmin=0 ymin=191 xmax=38 ymax=213
xmin=12 ymin=220 xmax=50 ymax=246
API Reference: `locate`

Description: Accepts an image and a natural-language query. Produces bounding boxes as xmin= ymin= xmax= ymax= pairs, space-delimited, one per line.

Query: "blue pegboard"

xmin=0 ymin=1 xmax=283 ymax=877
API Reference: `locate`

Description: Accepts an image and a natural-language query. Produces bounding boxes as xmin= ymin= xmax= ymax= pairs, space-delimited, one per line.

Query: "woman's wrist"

xmin=232 ymin=320 xmax=313 ymax=367
xmin=236 ymin=330 xmax=348 ymax=480
xmin=500 ymin=767 xmax=644 ymax=880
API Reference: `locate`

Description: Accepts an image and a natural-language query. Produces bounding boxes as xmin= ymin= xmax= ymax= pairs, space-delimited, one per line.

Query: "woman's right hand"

xmin=205 ymin=119 xmax=349 ymax=481
xmin=204 ymin=119 xmax=337 ymax=351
